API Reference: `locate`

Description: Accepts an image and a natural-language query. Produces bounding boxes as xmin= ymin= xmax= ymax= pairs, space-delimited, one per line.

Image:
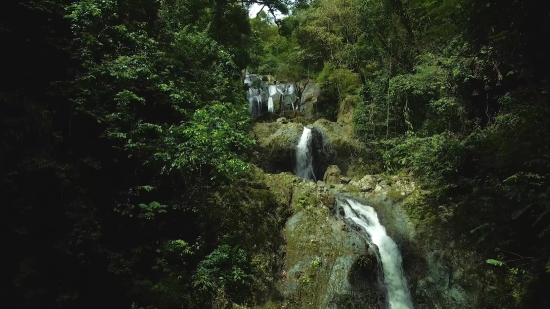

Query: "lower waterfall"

xmin=338 ymin=197 xmax=413 ymax=309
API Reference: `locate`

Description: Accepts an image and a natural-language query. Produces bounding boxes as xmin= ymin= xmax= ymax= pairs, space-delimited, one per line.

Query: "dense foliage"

xmin=250 ymin=0 xmax=550 ymax=306
xmin=1 ymin=0 xmax=290 ymax=308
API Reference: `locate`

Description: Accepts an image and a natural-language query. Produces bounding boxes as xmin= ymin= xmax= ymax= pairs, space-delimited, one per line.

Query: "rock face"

xmin=312 ymin=119 xmax=373 ymax=177
xmin=253 ymin=122 xmax=304 ymax=173
xmin=255 ymin=171 xmax=506 ymax=309
xmin=253 ymin=118 xmax=373 ymax=178
xmin=301 ymin=82 xmax=321 ymax=118
xmin=309 ymin=126 xmax=331 ymax=181
xmin=261 ymin=173 xmax=382 ymax=309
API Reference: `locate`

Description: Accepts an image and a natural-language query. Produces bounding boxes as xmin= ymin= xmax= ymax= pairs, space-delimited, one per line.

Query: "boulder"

xmin=252 ymin=122 xmax=303 ymax=173
xmin=312 ymin=119 xmax=371 ymax=177
xmin=323 ymin=165 xmax=341 ymax=183
xmin=276 ymin=117 xmax=288 ymax=124
xmin=349 ymin=175 xmax=377 ymax=192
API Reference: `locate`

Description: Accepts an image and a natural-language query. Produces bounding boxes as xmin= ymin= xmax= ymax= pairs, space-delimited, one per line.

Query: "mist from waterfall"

xmin=296 ymin=126 xmax=313 ymax=180
xmin=338 ymin=198 xmax=413 ymax=309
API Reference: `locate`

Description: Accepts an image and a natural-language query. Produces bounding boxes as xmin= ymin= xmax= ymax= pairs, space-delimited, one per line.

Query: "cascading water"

xmin=296 ymin=126 xmax=314 ymax=180
xmin=338 ymin=198 xmax=413 ymax=309
xmin=267 ymin=97 xmax=274 ymax=112
xmin=244 ymin=72 xmax=298 ymax=116
xmin=268 ymin=85 xmax=277 ymax=112
xmin=256 ymin=94 xmax=262 ymax=113
xmin=286 ymin=84 xmax=296 ymax=110
xmin=288 ymin=83 xmax=295 ymax=94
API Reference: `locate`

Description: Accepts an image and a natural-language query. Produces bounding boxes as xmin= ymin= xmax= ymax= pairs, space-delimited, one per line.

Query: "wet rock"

xmin=349 ymin=175 xmax=377 ymax=192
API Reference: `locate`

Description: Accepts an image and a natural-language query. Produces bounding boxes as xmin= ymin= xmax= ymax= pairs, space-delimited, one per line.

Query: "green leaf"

xmin=486 ymin=259 xmax=505 ymax=267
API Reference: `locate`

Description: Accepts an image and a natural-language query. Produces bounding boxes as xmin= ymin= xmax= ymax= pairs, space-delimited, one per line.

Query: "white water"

xmin=288 ymin=83 xmax=295 ymax=94
xmin=256 ymin=95 xmax=262 ymax=112
xmin=339 ymin=198 xmax=413 ymax=309
xmin=268 ymin=97 xmax=274 ymax=112
xmin=269 ymin=85 xmax=278 ymax=96
xmin=296 ymin=127 xmax=313 ymax=180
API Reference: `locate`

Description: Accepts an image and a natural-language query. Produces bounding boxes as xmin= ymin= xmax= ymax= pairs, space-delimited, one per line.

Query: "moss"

xmin=284 ymin=208 xmax=337 ymax=309
xmin=252 ymin=122 xmax=302 ymax=173
xmin=342 ymin=183 xmax=361 ymax=193
xmin=255 ymin=112 xmax=280 ymax=123
xmin=264 ymin=173 xmax=297 ymax=210
xmin=252 ymin=301 xmax=280 ymax=309
xmin=337 ymin=95 xmax=360 ymax=130
xmin=401 ymin=190 xmax=438 ymax=229
xmin=319 ymin=193 xmax=335 ymax=208
xmin=291 ymin=116 xmax=314 ymax=126
xmin=388 ymin=187 xmax=406 ymax=202
xmin=282 ymin=110 xmax=302 ymax=119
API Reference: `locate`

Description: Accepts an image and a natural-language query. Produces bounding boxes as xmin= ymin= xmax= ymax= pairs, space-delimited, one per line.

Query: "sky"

xmin=248 ymin=3 xmax=286 ymax=19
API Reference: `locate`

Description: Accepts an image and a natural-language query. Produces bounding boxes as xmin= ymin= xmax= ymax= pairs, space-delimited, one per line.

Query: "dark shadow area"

xmin=330 ymin=254 xmax=385 ymax=308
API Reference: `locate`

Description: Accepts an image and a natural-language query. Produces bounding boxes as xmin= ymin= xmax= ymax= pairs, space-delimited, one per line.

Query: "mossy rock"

xmin=264 ymin=172 xmax=299 ymax=209
xmin=255 ymin=112 xmax=281 ymax=123
xmin=312 ymin=119 xmax=371 ymax=176
xmin=291 ymin=116 xmax=314 ymax=126
xmin=252 ymin=122 xmax=303 ymax=173
xmin=282 ymin=109 xmax=302 ymax=119
xmin=282 ymin=207 xmax=371 ymax=309
xmin=319 ymin=193 xmax=335 ymax=209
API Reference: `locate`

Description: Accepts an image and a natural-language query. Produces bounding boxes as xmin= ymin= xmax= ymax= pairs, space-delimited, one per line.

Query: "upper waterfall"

xmin=243 ymin=72 xmax=302 ymax=117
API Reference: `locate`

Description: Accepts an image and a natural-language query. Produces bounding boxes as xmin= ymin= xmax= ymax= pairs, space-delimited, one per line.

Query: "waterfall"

xmin=268 ymin=85 xmax=277 ymax=113
xmin=288 ymin=83 xmax=295 ymax=94
xmin=296 ymin=126 xmax=313 ymax=180
xmin=256 ymin=94 xmax=262 ymax=113
xmin=268 ymin=97 xmax=274 ymax=112
xmin=247 ymin=92 xmax=256 ymax=115
xmin=243 ymin=74 xmax=299 ymax=116
xmin=338 ymin=198 xmax=413 ymax=309
xmin=285 ymin=84 xmax=296 ymax=110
